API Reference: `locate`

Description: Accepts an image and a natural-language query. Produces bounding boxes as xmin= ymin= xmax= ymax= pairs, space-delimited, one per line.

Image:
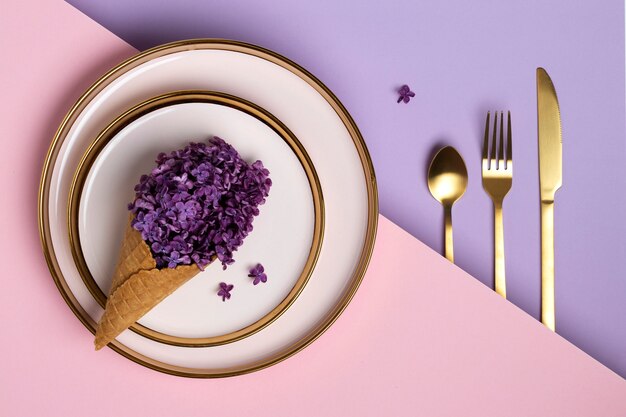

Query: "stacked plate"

xmin=39 ymin=40 xmax=377 ymax=377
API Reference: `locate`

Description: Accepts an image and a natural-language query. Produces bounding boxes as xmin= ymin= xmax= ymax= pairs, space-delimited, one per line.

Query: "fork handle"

xmin=541 ymin=201 xmax=556 ymax=331
xmin=494 ymin=202 xmax=506 ymax=298
xmin=444 ymin=205 xmax=454 ymax=263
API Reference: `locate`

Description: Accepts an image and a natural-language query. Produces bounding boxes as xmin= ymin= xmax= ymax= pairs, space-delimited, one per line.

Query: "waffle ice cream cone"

xmin=94 ymin=217 xmax=200 ymax=350
xmin=93 ymin=137 xmax=272 ymax=351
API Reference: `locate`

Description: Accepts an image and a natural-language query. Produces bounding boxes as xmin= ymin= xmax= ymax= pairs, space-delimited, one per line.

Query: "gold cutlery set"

xmin=428 ymin=67 xmax=563 ymax=331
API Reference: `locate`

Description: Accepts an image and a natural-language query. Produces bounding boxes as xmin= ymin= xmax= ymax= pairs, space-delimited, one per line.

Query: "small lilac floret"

xmin=129 ymin=137 xmax=272 ymax=270
xmin=248 ymin=263 xmax=267 ymax=285
xmin=217 ymin=282 xmax=234 ymax=301
xmin=397 ymin=84 xmax=415 ymax=103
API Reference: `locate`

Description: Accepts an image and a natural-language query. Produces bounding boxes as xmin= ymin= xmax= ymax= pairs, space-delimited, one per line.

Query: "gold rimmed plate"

xmin=39 ymin=39 xmax=377 ymax=378
xmin=68 ymin=91 xmax=324 ymax=347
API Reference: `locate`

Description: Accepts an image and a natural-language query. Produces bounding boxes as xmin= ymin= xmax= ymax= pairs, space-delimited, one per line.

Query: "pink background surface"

xmin=0 ymin=1 xmax=624 ymax=416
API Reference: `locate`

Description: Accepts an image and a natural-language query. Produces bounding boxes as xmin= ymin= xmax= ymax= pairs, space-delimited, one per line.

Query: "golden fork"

xmin=482 ymin=111 xmax=512 ymax=298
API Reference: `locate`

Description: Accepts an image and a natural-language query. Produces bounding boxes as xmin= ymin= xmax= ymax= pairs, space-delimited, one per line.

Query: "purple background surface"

xmin=67 ymin=0 xmax=626 ymax=377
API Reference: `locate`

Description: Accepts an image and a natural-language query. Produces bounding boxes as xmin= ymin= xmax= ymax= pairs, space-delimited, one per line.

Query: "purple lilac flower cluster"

xmin=129 ymin=137 xmax=272 ymax=270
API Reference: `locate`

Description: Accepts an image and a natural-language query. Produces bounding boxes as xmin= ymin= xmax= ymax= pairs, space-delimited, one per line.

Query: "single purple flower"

xmin=397 ymin=84 xmax=415 ymax=104
xmin=217 ymin=282 xmax=234 ymax=302
xmin=248 ymin=263 xmax=267 ymax=285
xmin=163 ymin=250 xmax=191 ymax=269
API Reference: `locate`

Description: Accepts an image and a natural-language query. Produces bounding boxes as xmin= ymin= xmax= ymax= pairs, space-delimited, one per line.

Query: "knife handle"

xmin=541 ymin=201 xmax=556 ymax=331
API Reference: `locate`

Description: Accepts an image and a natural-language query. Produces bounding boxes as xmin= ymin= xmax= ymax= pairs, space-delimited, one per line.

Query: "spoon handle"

xmin=444 ymin=205 xmax=454 ymax=262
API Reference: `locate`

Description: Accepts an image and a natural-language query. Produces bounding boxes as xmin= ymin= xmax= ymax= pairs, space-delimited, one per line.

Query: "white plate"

xmin=70 ymin=91 xmax=324 ymax=346
xmin=39 ymin=40 xmax=377 ymax=377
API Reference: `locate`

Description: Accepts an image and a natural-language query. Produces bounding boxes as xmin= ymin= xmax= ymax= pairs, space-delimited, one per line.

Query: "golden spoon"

xmin=427 ymin=146 xmax=468 ymax=263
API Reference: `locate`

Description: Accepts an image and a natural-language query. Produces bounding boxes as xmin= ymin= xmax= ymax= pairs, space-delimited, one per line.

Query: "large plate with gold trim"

xmin=39 ymin=39 xmax=377 ymax=377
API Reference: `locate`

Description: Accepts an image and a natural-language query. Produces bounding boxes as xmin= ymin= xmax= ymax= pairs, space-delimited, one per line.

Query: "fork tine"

xmin=506 ymin=111 xmax=512 ymax=168
xmin=483 ymin=111 xmax=490 ymax=161
xmin=490 ymin=111 xmax=498 ymax=168
xmin=498 ymin=111 xmax=505 ymax=169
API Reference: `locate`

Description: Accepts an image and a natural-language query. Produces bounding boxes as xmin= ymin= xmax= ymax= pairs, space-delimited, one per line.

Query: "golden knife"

xmin=536 ymin=68 xmax=562 ymax=331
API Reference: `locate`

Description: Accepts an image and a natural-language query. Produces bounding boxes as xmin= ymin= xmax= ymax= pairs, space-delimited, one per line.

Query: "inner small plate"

xmin=71 ymin=92 xmax=323 ymax=346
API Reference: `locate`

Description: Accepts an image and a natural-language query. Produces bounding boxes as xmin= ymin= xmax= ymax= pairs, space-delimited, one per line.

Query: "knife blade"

xmin=537 ymin=67 xmax=562 ymax=331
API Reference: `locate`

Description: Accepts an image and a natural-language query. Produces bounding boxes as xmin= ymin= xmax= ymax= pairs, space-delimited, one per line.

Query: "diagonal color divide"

xmin=65 ymin=0 xmax=626 ymax=379
xmin=0 ymin=1 xmax=623 ymax=416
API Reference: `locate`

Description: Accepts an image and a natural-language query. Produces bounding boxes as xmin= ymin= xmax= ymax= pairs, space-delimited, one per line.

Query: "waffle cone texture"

xmin=94 ymin=217 xmax=200 ymax=350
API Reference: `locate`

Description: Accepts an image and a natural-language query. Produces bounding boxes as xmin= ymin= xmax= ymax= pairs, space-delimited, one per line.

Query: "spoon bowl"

xmin=427 ymin=146 xmax=468 ymax=262
xmin=428 ymin=146 xmax=468 ymax=205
